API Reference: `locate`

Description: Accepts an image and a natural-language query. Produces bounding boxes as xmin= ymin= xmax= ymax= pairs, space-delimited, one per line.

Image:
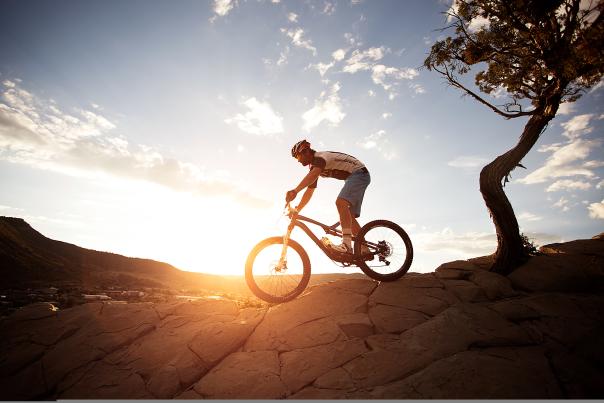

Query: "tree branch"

xmin=434 ymin=65 xmax=536 ymax=119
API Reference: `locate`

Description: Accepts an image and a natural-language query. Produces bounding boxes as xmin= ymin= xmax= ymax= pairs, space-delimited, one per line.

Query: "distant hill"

xmin=0 ymin=216 xmax=364 ymax=292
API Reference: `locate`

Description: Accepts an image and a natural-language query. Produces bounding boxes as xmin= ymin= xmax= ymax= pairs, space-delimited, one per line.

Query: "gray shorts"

xmin=338 ymin=169 xmax=371 ymax=218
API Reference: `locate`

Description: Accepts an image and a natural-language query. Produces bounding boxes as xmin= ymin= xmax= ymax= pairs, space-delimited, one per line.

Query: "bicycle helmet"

xmin=291 ymin=139 xmax=310 ymax=158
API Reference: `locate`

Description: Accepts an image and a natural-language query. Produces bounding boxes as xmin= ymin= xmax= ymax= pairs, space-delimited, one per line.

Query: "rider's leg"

xmin=351 ymin=217 xmax=361 ymax=236
xmin=336 ymin=197 xmax=353 ymax=250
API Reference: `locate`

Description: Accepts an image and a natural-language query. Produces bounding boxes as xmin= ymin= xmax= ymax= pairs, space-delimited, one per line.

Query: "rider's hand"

xmin=288 ymin=206 xmax=299 ymax=218
xmin=285 ymin=189 xmax=297 ymax=203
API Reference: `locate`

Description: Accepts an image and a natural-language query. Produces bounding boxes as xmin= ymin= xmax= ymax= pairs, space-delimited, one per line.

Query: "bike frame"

xmin=278 ymin=207 xmax=379 ymax=267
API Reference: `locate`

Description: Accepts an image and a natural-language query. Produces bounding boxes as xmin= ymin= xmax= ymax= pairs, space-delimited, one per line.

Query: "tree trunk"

xmin=480 ymin=94 xmax=562 ymax=275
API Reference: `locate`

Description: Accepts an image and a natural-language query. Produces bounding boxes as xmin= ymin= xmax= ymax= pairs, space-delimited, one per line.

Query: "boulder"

xmin=469 ymin=269 xmax=517 ymax=300
xmin=244 ymin=286 xmax=367 ymax=351
xmin=369 ymin=282 xmax=459 ymax=316
xmin=326 ymin=278 xmax=378 ymax=295
xmin=540 ymin=238 xmax=604 ymax=257
xmin=344 ymin=303 xmax=535 ymax=389
xmin=58 ymin=360 xmax=152 ymax=399
xmin=368 ymin=347 xmax=563 ymax=399
xmin=0 ymin=360 xmax=47 ymax=400
xmin=440 ymin=279 xmax=489 ymax=302
xmin=368 ymin=304 xmax=429 ymax=333
xmin=332 ymin=312 xmax=374 ymax=338
xmin=193 ymin=350 xmax=287 ymax=399
xmin=280 ymin=339 xmax=368 ymax=393
xmin=435 ymin=260 xmax=479 ymax=279
xmin=509 ymin=254 xmax=604 ymax=292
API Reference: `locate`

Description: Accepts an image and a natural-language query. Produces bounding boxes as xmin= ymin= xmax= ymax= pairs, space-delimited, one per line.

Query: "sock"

xmin=343 ymin=229 xmax=352 ymax=249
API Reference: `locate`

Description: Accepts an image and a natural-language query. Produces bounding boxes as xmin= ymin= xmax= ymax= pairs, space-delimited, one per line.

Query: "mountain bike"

xmin=245 ymin=203 xmax=413 ymax=303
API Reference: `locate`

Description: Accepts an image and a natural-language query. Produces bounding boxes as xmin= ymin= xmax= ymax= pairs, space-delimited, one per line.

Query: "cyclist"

xmin=286 ymin=139 xmax=371 ymax=254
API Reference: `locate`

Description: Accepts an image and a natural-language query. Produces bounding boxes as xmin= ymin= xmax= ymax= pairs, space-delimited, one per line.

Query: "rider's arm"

xmin=294 ymin=167 xmax=322 ymax=193
xmin=296 ymin=187 xmax=314 ymax=212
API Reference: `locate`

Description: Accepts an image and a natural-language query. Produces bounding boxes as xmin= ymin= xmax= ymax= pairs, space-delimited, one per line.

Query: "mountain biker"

xmin=285 ymin=139 xmax=371 ymax=254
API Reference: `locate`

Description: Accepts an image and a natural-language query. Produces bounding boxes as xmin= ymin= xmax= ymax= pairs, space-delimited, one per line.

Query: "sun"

xmin=116 ymin=183 xmax=275 ymax=276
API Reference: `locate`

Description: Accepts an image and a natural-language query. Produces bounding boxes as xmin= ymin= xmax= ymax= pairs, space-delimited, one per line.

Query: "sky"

xmin=1 ymin=0 xmax=603 ymax=276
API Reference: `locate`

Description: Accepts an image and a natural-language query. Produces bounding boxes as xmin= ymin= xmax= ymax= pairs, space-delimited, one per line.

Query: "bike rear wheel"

xmin=245 ymin=237 xmax=311 ymax=303
xmin=354 ymin=220 xmax=413 ymax=281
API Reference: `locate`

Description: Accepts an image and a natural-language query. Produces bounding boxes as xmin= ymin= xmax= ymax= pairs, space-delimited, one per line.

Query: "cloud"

xmin=309 ymin=61 xmax=335 ymax=77
xmin=409 ymin=83 xmax=426 ymax=95
xmin=302 ymin=83 xmax=345 ymax=132
xmin=553 ymin=196 xmax=571 ymax=212
xmin=287 ymin=12 xmax=298 ymax=23
xmin=561 ymin=114 xmax=594 ymax=139
xmin=447 ymin=0 xmax=490 ymax=32
xmin=332 ymin=49 xmax=346 ymax=61
xmin=225 ymin=97 xmax=283 ymax=136
xmin=517 ymin=212 xmax=543 ymax=222
xmin=588 ymin=199 xmax=604 ymax=219
xmin=322 ymin=1 xmax=336 ymax=15
xmin=557 ymin=102 xmax=576 ymax=115
xmin=415 ymin=228 xmax=497 ymax=256
xmin=342 ymin=47 xmax=420 ymax=97
xmin=0 ymin=80 xmax=270 ymax=208
xmin=546 ymin=179 xmax=592 ymax=192
xmin=447 ymin=156 xmax=490 ymax=169
xmin=381 ymin=112 xmax=392 ymax=119
xmin=518 ymin=114 xmax=602 ymax=185
xmin=371 ymin=65 xmax=419 ymax=90
xmin=210 ymin=0 xmax=237 ymax=21
xmin=467 ymin=15 xmax=490 ymax=32
xmin=281 ymin=28 xmax=317 ymax=56
xmin=357 ymin=130 xmax=397 ymax=160
xmin=597 ymin=180 xmax=604 ymax=189
xmin=343 ymin=47 xmax=388 ymax=73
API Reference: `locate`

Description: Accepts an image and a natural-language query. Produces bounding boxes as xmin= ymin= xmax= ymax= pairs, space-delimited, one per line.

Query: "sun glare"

xmin=91 ymin=179 xmax=275 ymax=277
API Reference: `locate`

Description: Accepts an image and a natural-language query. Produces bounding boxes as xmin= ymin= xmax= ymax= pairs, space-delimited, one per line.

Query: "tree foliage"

xmin=425 ymin=0 xmax=604 ymax=118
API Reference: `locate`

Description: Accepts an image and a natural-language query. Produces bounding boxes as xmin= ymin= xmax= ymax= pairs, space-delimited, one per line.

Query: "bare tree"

xmin=424 ymin=0 xmax=604 ymax=275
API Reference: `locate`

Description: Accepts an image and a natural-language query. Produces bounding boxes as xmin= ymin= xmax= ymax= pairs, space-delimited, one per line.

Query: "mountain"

xmin=0 ymin=216 xmax=208 ymax=290
xmin=1 ymin=233 xmax=603 ymax=399
xmin=0 ymin=216 xmax=364 ymax=293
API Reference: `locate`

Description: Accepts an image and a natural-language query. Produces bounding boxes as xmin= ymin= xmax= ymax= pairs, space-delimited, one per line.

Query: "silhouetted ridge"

xmin=0 ymin=216 xmax=192 ymax=289
xmin=0 ymin=216 xmax=363 ymax=292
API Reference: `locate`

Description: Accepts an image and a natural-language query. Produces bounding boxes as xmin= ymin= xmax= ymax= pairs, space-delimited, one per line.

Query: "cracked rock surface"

xmin=1 ymin=235 xmax=604 ymax=399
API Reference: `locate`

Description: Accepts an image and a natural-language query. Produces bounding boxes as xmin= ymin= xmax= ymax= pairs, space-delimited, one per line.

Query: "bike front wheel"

xmin=245 ymin=237 xmax=311 ymax=303
xmin=354 ymin=220 xmax=413 ymax=281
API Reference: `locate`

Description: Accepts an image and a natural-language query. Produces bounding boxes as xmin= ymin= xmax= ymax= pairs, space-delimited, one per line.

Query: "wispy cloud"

xmin=309 ymin=61 xmax=335 ymax=77
xmin=343 ymin=47 xmax=388 ymax=73
xmin=588 ymin=199 xmax=604 ymax=219
xmin=557 ymin=102 xmax=577 ymax=115
xmin=546 ymin=179 xmax=592 ymax=192
xmin=0 ymin=79 xmax=270 ymax=208
xmin=517 ymin=211 xmax=543 ymax=222
xmin=322 ymin=1 xmax=336 ymax=15
xmin=225 ymin=97 xmax=283 ymax=136
xmin=357 ymin=129 xmax=397 ymax=160
xmin=447 ymin=155 xmax=489 ymax=169
xmin=415 ymin=228 xmax=497 ymax=257
xmin=446 ymin=0 xmax=490 ymax=32
xmin=210 ymin=0 xmax=237 ymax=22
xmin=553 ymin=196 xmax=571 ymax=212
xmin=287 ymin=12 xmax=298 ymax=23
xmin=301 ymin=82 xmax=345 ymax=132
xmin=518 ymin=114 xmax=602 ymax=185
xmin=342 ymin=47 xmax=421 ymax=97
xmin=281 ymin=28 xmax=317 ymax=56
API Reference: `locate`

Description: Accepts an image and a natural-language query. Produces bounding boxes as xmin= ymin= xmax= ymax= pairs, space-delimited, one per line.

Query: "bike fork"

xmin=278 ymin=221 xmax=295 ymax=269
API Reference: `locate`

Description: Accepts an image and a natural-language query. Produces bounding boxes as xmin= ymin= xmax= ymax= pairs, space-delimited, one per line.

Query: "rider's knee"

xmin=336 ymin=198 xmax=350 ymax=209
